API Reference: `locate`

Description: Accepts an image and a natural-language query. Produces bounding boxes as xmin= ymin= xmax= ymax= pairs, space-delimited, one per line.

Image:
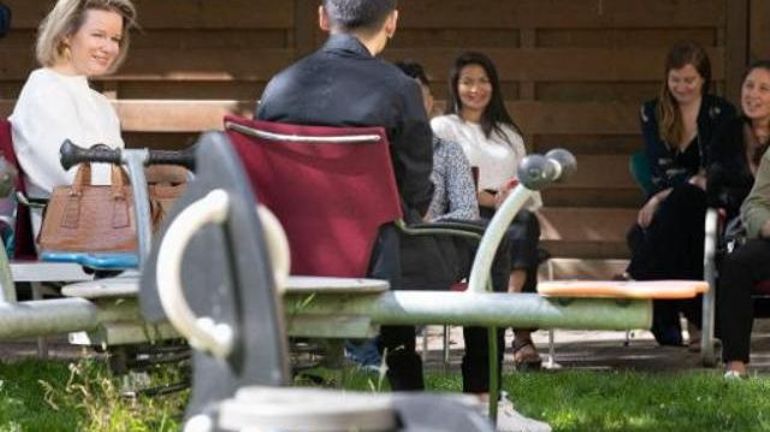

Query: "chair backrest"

xmin=629 ymin=150 xmax=654 ymax=198
xmin=0 ymin=119 xmax=36 ymax=259
xmin=223 ymin=115 xmax=404 ymax=278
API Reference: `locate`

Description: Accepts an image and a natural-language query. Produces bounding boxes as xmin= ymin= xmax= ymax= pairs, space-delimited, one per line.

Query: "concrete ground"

xmin=417 ymin=319 xmax=770 ymax=375
xmin=3 ymin=320 xmax=770 ymax=376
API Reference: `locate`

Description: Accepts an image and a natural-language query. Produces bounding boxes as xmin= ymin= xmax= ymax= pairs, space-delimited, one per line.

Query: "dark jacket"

xmin=640 ymin=94 xmax=735 ymax=194
xmin=707 ymin=115 xmax=759 ymax=220
xmin=256 ymin=34 xmax=434 ymax=216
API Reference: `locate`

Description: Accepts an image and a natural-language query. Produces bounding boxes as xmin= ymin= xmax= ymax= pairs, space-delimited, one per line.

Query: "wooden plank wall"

xmin=391 ymin=0 xmax=734 ymax=259
xmin=751 ymin=0 xmax=770 ymax=61
xmin=0 ymin=0 xmax=762 ymax=262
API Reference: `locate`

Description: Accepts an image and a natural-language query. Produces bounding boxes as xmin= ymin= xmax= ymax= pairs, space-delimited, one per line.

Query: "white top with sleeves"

xmin=431 ymin=114 xmax=542 ymax=210
xmin=10 ymin=68 xmax=124 ymax=235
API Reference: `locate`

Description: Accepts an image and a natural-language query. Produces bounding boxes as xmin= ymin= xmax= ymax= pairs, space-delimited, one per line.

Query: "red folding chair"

xmin=223 ymin=115 xmax=404 ymax=278
xmin=223 ymin=115 xmax=485 ymax=276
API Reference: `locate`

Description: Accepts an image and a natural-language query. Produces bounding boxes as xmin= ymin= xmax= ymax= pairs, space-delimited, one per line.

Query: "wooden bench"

xmin=0 ymin=97 xmax=641 ymax=275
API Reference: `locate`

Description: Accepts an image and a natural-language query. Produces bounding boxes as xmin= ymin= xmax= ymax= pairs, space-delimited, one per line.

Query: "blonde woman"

xmin=10 ymin=0 xmax=136 ymax=236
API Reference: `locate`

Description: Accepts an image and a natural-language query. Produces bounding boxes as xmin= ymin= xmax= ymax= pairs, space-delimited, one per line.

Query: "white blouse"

xmin=431 ymin=114 xmax=542 ymax=209
xmin=10 ymin=68 xmax=124 ymax=235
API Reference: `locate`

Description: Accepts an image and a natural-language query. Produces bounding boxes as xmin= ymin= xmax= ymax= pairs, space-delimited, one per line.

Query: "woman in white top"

xmin=10 ymin=0 xmax=137 ymax=236
xmin=431 ymin=51 xmax=544 ymax=370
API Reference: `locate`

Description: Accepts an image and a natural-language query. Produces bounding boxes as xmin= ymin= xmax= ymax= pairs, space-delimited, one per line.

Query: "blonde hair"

xmin=36 ymin=0 xmax=137 ymax=74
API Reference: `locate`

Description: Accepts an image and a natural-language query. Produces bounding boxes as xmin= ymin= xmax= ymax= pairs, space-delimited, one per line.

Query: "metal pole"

xmin=286 ymin=291 xmax=652 ymax=330
xmin=467 ymin=186 xmax=533 ymax=294
xmin=0 ymin=238 xmax=15 ymax=303
xmin=122 ymin=150 xmax=152 ymax=270
xmin=701 ymin=208 xmax=718 ymax=366
xmin=0 ymin=298 xmax=98 ymax=339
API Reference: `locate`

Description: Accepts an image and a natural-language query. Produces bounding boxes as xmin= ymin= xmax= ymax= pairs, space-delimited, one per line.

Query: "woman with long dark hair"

xmin=626 ymin=41 xmax=735 ymax=347
xmin=431 ymin=51 xmax=544 ymax=370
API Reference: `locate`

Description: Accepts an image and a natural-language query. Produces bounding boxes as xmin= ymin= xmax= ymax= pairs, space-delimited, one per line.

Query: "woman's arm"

xmin=639 ymin=101 xmax=668 ymax=194
xmin=638 ymin=187 xmax=672 ymax=228
xmin=742 ymin=149 xmax=770 ymax=239
xmin=12 ymin=81 xmax=84 ymax=194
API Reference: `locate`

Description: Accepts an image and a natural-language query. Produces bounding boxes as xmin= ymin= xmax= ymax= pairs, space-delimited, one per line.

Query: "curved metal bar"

xmin=225 ymin=121 xmax=381 ymax=144
xmin=121 ymin=149 xmax=152 ymax=268
xmin=156 ymin=189 xmax=234 ymax=359
xmin=466 ymin=185 xmax=533 ymax=294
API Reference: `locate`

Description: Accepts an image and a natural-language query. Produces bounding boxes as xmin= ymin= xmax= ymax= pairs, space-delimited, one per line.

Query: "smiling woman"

xmin=430 ymin=51 xmax=545 ymax=371
xmin=625 ymin=41 xmax=736 ymax=348
xmin=9 ymin=0 xmax=136 ymax=238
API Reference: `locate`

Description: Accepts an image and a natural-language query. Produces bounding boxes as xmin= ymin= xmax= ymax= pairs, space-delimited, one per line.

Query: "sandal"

xmin=512 ymin=339 xmax=542 ymax=371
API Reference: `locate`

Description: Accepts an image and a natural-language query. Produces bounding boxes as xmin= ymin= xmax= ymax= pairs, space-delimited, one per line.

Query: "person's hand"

xmin=637 ymin=196 xmax=661 ymax=228
xmin=494 ymin=178 xmax=518 ymax=209
xmin=761 ymin=220 xmax=770 ymax=238
xmin=688 ymin=174 xmax=707 ymax=190
xmin=494 ymin=179 xmax=519 ymax=208
xmin=494 ymin=188 xmax=509 ymax=209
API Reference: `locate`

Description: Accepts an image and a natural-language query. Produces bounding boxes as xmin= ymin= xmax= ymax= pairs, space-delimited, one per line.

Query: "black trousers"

xmin=377 ymin=226 xmax=510 ymax=393
xmin=627 ymin=184 xmax=706 ymax=345
xmin=718 ymin=238 xmax=770 ymax=363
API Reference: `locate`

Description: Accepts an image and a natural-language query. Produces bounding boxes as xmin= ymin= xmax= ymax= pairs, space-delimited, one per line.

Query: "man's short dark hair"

xmin=395 ymin=60 xmax=429 ymax=87
xmin=322 ymin=0 xmax=396 ymax=33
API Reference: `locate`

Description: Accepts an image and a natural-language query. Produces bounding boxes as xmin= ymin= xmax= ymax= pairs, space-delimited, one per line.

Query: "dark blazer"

xmin=256 ymin=34 xmax=434 ymax=216
xmin=640 ymin=94 xmax=735 ymax=194
xmin=707 ymin=115 xmax=759 ymax=220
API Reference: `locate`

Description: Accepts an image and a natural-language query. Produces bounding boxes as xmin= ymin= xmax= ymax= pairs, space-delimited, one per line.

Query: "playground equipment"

xmin=0 ymin=123 xmax=707 ymax=429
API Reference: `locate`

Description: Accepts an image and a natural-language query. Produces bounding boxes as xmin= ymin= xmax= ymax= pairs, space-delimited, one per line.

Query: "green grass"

xmin=342 ymin=368 xmax=770 ymax=432
xmin=0 ymin=359 xmax=185 ymax=432
xmin=1 ymin=359 xmax=770 ymax=431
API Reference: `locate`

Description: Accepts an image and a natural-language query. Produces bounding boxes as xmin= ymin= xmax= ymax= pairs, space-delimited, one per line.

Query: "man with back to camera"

xmin=256 ymin=2 xmax=551 ymax=431
xmin=256 ymin=0 xmax=435 ymax=394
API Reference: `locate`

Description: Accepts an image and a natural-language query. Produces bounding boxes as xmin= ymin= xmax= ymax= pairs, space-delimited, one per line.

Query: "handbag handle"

xmin=69 ymin=162 xmax=129 ymax=199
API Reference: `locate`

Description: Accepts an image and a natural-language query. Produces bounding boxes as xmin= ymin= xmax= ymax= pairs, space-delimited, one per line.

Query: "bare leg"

xmin=725 ymin=360 xmax=747 ymax=376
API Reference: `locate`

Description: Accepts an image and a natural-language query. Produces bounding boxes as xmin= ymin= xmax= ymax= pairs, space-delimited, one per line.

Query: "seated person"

xmin=625 ymin=41 xmax=735 ymax=347
xmin=431 ymin=51 xmax=544 ymax=370
xmin=716 ymin=60 xmax=770 ymax=379
xmin=256 ymin=0 xmax=433 ymax=392
xmin=395 ymin=59 xmax=549 ymax=432
xmin=257 ymin=3 xmax=550 ymax=430
xmin=10 ymin=0 xmax=137 ymax=237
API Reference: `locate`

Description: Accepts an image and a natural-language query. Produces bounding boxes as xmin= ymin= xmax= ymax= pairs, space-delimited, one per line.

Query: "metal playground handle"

xmin=156 ymin=189 xmax=290 ymax=359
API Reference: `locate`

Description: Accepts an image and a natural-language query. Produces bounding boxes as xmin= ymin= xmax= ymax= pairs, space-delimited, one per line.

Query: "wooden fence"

xmin=0 ymin=0 xmax=768 ymax=267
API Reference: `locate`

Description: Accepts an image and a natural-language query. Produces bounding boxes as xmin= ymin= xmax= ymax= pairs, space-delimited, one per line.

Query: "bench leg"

xmin=487 ymin=327 xmax=499 ymax=424
xmin=701 ymin=286 xmax=717 ymax=366
xmin=420 ymin=326 xmax=429 ymax=364
xmin=443 ymin=325 xmax=450 ymax=369
xmin=546 ymin=329 xmax=556 ymax=368
xmin=31 ymin=282 xmax=48 ymax=359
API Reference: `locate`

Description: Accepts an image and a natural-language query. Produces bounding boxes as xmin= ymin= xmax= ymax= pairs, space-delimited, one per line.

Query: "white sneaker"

xmin=724 ymin=370 xmax=747 ymax=380
xmin=494 ymin=398 xmax=552 ymax=432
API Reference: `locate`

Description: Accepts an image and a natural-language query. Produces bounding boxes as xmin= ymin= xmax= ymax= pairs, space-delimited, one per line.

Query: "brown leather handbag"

xmin=38 ymin=163 xmax=185 ymax=253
